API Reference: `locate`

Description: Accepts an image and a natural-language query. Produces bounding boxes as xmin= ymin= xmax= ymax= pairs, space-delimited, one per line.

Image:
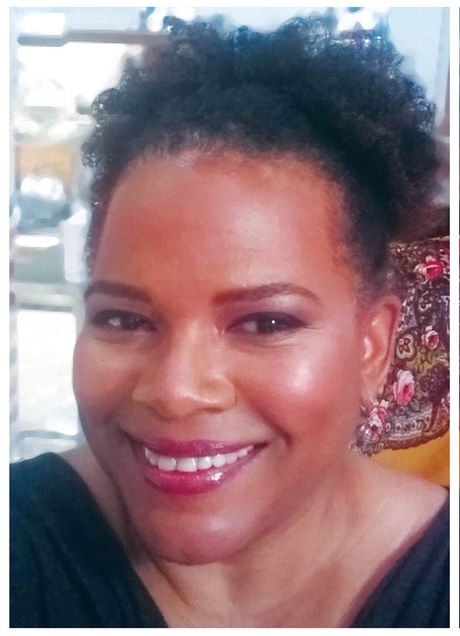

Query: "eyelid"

xmin=228 ymin=312 xmax=307 ymax=335
xmin=88 ymin=308 xmax=156 ymax=332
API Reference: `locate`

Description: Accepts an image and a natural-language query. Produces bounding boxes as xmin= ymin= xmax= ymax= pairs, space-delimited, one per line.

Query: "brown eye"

xmin=91 ymin=310 xmax=154 ymax=332
xmin=230 ymin=313 xmax=305 ymax=336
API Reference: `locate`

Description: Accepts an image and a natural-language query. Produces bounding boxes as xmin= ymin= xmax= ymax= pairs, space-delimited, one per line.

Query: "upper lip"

xmin=130 ymin=436 xmax=260 ymax=457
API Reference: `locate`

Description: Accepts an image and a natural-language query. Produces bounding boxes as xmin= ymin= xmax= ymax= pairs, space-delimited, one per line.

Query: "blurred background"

xmin=9 ymin=6 xmax=450 ymax=463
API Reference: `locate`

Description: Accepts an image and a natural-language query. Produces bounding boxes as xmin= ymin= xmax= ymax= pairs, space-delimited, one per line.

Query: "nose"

xmin=132 ymin=326 xmax=236 ymax=420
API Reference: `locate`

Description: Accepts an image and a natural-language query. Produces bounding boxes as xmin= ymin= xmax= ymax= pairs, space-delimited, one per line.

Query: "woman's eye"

xmin=90 ymin=310 xmax=154 ymax=332
xmin=230 ymin=313 xmax=305 ymax=336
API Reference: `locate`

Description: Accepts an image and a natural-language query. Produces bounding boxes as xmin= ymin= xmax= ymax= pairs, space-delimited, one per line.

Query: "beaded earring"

xmin=351 ymin=398 xmax=390 ymax=456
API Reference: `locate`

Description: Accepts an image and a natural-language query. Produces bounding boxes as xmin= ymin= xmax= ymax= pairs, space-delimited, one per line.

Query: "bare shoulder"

xmin=358 ymin=456 xmax=447 ymax=543
xmin=373 ymin=456 xmax=446 ymax=502
xmin=339 ymin=457 xmax=447 ymax=627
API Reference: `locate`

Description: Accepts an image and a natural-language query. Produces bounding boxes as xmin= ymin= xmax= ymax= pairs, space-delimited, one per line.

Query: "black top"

xmin=10 ymin=453 xmax=449 ymax=628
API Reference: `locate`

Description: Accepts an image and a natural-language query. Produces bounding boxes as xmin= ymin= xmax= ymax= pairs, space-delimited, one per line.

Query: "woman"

xmin=10 ymin=16 xmax=448 ymax=627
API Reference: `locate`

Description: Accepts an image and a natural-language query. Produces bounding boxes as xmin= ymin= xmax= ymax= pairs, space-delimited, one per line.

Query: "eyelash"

xmin=229 ymin=313 xmax=306 ymax=336
xmin=89 ymin=310 xmax=305 ymax=338
xmin=90 ymin=310 xmax=154 ymax=333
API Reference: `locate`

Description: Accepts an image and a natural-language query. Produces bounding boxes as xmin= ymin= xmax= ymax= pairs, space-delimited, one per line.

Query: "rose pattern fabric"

xmin=392 ymin=369 xmax=416 ymax=406
xmin=362 ymin=237 xmax=449 ymax=455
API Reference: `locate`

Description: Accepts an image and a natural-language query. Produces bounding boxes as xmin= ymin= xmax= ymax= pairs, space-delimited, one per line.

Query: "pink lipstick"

xmin=132 ymin=436 xmax=264 ymax=495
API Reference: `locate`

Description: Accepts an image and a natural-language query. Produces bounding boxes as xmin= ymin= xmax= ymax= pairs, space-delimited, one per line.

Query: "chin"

xmin=138 ymin=510 xmax=262 ymax=566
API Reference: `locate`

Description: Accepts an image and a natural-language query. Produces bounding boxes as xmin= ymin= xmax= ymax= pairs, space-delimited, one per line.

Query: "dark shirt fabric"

xmin=10 ymin=453 xmax=449 ymax=628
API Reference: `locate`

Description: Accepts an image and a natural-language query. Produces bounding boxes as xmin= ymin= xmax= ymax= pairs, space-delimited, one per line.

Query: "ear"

xmin=360 ymin=294 xmax=400 ymax=403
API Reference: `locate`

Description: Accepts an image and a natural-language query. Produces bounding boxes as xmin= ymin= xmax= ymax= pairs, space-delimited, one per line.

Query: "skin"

xmin=71 ymin=151 xmax=446 ymax=627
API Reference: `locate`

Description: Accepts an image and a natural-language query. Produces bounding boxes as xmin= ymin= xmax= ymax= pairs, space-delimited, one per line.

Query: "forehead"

xmin=94 ymin=152 xmax=355 ymax=296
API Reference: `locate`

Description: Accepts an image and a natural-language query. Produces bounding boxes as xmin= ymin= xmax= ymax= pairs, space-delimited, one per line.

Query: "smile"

xmin=143 ymin=445 xmax=254 ymax=472
xmin=133 ymin=438 xmax=264 ymax=495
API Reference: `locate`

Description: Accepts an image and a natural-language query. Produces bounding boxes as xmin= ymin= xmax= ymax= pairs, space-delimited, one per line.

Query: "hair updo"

xmin=82 ymin=15 xmax=439 ymax=295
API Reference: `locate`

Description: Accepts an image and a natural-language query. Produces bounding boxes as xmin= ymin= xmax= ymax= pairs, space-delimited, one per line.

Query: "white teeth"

xmin=236 ymin=445 xmax=253 ymax=458
xmin=157 ymin=456 xmax=176 ymax=471
xmin=197 ymin=456 xmax=212 ymax=470
xmin=211 ymin=454 xmax=226 ymax=468
xmin=145 ymin=448 xmax=159 ymax=465
xmin=144 ymin=444 xmax=255 ymax=472
xmin=176 ymin=457 xmax=197 ymax=472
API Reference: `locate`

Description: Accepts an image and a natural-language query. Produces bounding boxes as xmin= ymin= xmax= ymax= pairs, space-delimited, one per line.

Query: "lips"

xmin=129 ymin=435 xmax=264 ymax=495
xmin=144 ymin=444 xmax=254 ymax=472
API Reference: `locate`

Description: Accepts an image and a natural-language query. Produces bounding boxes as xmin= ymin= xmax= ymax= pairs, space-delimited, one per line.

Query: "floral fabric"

xmin=365 ymin=237 xmax=449 ymax=455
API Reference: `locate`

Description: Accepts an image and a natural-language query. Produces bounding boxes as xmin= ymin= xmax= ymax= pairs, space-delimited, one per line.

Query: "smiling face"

xmin=73 ymin=151 xmax=393 ymax=564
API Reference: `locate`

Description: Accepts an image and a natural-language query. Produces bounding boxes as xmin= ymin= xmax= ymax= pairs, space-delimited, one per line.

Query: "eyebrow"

xmin=84 ymin=280 xmax=150 ymax=302
xmin=213 ymin=283 xmax=320 ymax=305
xmin=84 ymin=280 xmax=320 ymax=306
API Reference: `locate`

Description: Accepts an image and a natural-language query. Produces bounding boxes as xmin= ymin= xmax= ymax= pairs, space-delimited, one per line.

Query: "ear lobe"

xmin=360 ymin=294 xmax=400 ymax=403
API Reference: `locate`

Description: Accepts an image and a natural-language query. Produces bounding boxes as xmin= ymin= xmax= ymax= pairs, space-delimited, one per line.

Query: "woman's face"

xmin=73 ymin=152 xmax=387 ymax=564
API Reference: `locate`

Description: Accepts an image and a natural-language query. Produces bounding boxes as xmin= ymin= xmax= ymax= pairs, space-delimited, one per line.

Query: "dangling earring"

xmin=350 ymin=398 xmax=389 ymax=456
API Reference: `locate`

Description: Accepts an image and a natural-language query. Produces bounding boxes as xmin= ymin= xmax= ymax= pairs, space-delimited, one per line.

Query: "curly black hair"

xmin=82 ymin=15 xmax=439 ymax=294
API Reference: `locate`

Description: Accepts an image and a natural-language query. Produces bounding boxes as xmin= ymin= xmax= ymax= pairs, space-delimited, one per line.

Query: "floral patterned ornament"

xmin=357 ymin=237 xmax=449 ymax=456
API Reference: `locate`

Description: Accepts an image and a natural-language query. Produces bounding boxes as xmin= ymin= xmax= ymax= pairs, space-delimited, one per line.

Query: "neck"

xmin=127 ymin=453 xmax=377 ymax=626
xmin=62 ymin=444 xmax=447 ymax=627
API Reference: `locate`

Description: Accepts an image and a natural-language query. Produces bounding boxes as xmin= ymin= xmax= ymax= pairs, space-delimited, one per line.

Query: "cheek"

xmin=73 ymin=335 xmax=137 ymax=422
xmin=235 ymin=333 xmax=362 ymax=452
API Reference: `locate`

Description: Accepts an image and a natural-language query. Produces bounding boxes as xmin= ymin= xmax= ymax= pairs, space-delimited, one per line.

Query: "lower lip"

xmin=141 ymin=447 xmax=263 ymax=495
